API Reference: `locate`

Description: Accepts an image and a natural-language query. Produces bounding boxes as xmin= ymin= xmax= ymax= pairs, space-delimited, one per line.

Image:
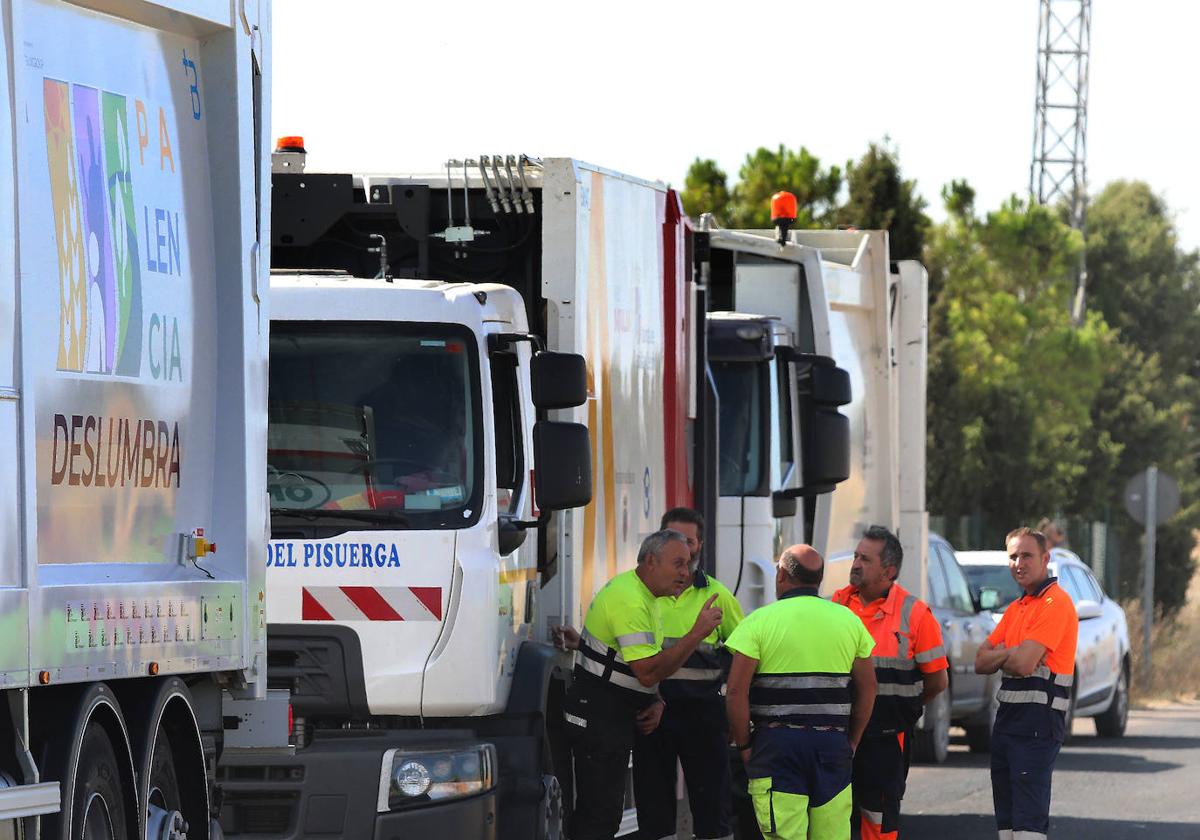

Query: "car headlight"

xmin=377 ymin=744 xmax=496 ymax=812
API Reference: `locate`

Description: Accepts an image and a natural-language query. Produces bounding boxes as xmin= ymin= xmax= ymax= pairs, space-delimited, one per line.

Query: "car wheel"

xmin=1094 ymin=663 xmax=1129 ymax=738
xmin=1062 ymin=677 xmax=1078 ymax=743
xmin=913 ymin=690 xmax=950 ymax=764
xmin=965 ymin=689 xmax=997 ymax=753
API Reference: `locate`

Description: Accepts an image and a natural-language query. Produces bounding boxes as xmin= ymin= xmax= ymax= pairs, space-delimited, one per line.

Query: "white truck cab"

xmin=699 ymin=224 xmax=930 ymax=611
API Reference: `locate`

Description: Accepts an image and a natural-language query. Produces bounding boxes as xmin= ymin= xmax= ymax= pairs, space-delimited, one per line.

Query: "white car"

xmin=955 ymin=547 xmax=1130 ymax=738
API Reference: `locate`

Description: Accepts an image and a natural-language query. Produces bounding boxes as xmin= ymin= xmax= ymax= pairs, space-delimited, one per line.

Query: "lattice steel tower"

xmin=1030 ymin=0 xmax=1091 ymax=323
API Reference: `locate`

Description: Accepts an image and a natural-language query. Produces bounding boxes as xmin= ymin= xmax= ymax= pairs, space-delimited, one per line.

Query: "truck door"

xmin=488 ymin=339 xmax=538 ymax=668
xmin=711 ymin=356 xmax=774 ymax=611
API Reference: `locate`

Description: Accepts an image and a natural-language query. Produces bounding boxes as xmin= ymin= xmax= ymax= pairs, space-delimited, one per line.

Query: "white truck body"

xmin=1 ymin=0 xmax=269 ymax=832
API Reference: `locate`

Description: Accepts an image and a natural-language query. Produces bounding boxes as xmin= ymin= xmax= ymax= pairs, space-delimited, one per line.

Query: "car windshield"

xmin=268 ymin=322 xmax=481 ymax=529
xmin=962 ymin=565 xmax=1023 ymax=610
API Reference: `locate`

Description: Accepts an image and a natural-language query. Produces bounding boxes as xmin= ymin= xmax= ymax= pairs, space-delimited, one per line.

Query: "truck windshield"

xmin=268 ymin=322 xmax=482 ymax=530
xmin=712 ymin=360 xmax=766 ymax=496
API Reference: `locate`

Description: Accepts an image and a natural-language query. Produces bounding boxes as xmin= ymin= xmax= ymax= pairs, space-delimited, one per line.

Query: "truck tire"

xmin=537 ymin=774 xmax=563 ymax=840
xmin=912 ymin=690 xmax=950 ymax=764
xmin=73 ymin=723 xmax=133 ymax=840
xmin=36 ymin=684 xmax=138 ymax=840
xmin=123 ymin=679 xmax=209 ymax=840
xmin=1094 ymin=663 xmax=1129 ymax=738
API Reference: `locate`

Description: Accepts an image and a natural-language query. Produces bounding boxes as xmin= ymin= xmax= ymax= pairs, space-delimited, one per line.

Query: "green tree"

xmin=1077 ymin=181 xmax=1200 ymax=613
xmin=1086 ymin=180 xmax=1200 ymax=380
xmin=926 ymin=191 xmax=1109 ymax=534
xmin=680 ymin=146 xmax=842 ymax=230
xmin=838 ymin=141 xmax=930 ymax=260
xmin=681 ymin=158 xmax=732 ymax=223
xmin=728 ymin=145 xmax=842 ymax=229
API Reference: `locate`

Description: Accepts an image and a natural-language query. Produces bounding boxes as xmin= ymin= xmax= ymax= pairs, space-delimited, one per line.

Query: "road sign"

xmin=1124 ymin=469 xmax=1180 ymax=526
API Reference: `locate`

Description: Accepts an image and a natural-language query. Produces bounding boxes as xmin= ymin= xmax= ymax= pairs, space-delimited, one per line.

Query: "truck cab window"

xmin=267 ymin=322 xmax=482 ymax=530
xmin=490 ymin=351 xmax=524 ymax=514
xmin=712 ymin=360 xmax=766 ymax=496
xmin=775 ymin=357 xmax=794 ymax=480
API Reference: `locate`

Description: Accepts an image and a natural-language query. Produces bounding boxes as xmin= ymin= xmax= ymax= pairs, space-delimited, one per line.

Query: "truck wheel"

xmin=125 ymin=679 xmax=208 ymax=840
xmin=72 ymin=723 xmax=133 ymax=840
xmin=912 ymin=690 xmax=950 ymax=764
xmin=537 ymin=774 xmax=563 ymax=840
xmin=1094 ymin=663 xmax=1129 ymax=738
xmin=35 ymin=685 xmax=138 ymax=840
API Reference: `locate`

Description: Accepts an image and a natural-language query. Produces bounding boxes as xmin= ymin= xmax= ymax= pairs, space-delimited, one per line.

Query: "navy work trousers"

xmin=990 ymin=729 xmax=1061 ymax=837
xmin=633 ymin=695 xmax=732 ymax=839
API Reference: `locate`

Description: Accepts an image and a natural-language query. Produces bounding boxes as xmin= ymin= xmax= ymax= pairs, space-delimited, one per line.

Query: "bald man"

xmin=725 ymin=545 xmax=877 ymax=839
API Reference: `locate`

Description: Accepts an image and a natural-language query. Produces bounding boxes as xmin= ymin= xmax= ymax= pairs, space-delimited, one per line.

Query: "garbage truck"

xmin=698 ymin=220 xmax=930 ymax=611
xmin=0 ymin=0 xmax=272 ymax=838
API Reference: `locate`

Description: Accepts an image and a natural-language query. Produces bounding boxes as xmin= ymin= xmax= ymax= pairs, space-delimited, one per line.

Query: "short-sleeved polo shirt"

xmin=583 ymin=569 xmax=663 ymax=663
xmin=660 ymin=569 xmax=743 ymax=645
xmin=987 ymin=576 xmax=1077 ymax=676
xmin=725 ymin=589 xmax=874 ymax=674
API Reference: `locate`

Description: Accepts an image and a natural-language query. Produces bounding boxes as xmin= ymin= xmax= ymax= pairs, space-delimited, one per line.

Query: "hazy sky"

xmin=273 ymin=0 xmax=1199 ymax=251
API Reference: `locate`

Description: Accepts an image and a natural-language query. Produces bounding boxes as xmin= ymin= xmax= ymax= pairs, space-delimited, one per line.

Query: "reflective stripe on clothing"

xmin=663 ymin=636 xmax=718 ymax=655
xmin=725 ymin=588 xmax=874 ymax=730
xmin=875 ymin=682 xmax=923 ymax=698
xmin=575 ymin=629 xmax=656 ymax=695
xmin=832 ymin=583 xmax=945 ymax=737
xmin=668 ymin=667 xmax=723 ymax=681
xmin=661 ymin=635 xmax=727 ymax=688
xmin=749 ymin=670 xmax=854 ymax=728
xmin=749 ymin=702 xmax=852 ymax=718
xmin=753 ymin=674 xmax=851 ymax=691
xmin=617 ymin=631 xmax=656 ymax=647
xmin=996 ymin=664 xmax=1072 ymax=740
xmin=915 ymin=646 xmax=946 ymax=664
xmin=658 ymin=573 xmax=743 ymax=701
xmin=989 ymin=577 xmax=1078 ymax=741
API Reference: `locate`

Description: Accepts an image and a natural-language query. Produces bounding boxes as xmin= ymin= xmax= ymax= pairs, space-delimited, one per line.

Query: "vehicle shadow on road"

xmin=1067 ymin=733 xmax=1200 ymax=751
xmin=1054 ymin=748 xmax=1181 ymax=773
xmin=920 ymin=740 xmax=1182 ymax=774
xmin=903 ymin=813 xmax=1198 ymax=838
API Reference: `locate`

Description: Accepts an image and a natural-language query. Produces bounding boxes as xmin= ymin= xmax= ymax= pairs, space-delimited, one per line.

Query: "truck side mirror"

xmin=795 ymin=356 xmax=852 ymax=496
xmin=498 ymin=517 xmax=528 ymax=555
xmin=533 ymin=421 xmax=592 ymax=511
xmin=532 ymin=352 xmax=588 ymax=409
xmin=771 ymin=491 xmax=797 ymax=519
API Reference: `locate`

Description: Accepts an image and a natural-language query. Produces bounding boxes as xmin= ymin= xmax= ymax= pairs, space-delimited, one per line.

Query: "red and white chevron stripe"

xmin=301 ymin=586 xmax=443 ymax=622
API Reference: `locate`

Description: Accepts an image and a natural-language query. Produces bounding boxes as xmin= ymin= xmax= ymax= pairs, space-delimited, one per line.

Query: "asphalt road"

xmin=904 ymin=703 xmax=1200 ymax=838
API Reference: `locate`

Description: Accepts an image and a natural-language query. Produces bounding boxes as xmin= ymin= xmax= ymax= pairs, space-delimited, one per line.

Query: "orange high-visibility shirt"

xmin=987 ymin=577 xmax=1077 ymax=676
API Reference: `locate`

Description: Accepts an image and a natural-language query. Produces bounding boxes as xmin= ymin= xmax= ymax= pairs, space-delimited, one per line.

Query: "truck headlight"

xmin=377 ymin=744 xmax=496 ymax=812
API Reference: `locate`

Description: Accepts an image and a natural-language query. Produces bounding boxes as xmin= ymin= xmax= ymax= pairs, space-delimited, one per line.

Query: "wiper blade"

xmin=271 ymin=508 xmax=411 ymax=527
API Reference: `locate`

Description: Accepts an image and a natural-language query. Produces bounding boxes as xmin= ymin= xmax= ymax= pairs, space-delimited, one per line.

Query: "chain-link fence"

xmin=929 ymin=509 xmax=1125 ymax=596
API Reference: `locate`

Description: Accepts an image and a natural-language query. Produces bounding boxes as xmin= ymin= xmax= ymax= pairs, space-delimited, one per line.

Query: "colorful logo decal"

xmin=43 ymin=80 xmax=143 ymax=376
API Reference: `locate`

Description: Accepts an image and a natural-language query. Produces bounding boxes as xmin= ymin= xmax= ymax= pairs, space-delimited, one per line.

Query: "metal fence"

xmin=929 ymin=510 xmax=1124 ymax=596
